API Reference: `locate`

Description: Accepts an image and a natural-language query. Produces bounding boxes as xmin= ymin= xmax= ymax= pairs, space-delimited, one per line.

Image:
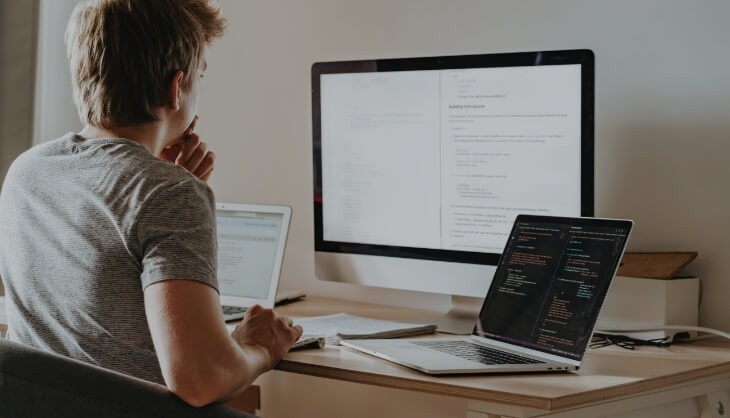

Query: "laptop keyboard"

xmin=413 ymin=341 xmax=544 ymax=365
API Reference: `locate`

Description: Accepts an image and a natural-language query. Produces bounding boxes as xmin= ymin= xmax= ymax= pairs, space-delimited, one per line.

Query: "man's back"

xmin=0 ymin=133 xmax=217 ymax=383
xmin=0 ymin=0 xmax=303 ymax=406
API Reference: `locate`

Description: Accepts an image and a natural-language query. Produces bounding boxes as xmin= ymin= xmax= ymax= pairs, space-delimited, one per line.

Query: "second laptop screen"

xmin=475 ymin=218 xmax=630 ymax=360
xmin=217 ymin=211 xmax=284 ymax=299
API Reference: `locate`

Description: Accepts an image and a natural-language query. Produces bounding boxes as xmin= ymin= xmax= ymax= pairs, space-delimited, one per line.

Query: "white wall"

xmin=31 ymin=1 xmax=729 ymax=330
xmin=198 ymin=3 xmax=730 ymax=413
xmin=202 ymin=0 xmax=730 ymax=332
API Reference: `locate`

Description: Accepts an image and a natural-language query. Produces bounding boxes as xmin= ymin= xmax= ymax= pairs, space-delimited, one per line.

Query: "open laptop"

xmin=342 ymin=215 xmax=633 ymax=374
xmin=216 ymin=202 xmax=291 ymax=321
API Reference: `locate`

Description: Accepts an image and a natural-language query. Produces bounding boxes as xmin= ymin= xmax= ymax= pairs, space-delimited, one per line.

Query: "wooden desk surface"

xmin=275 ymin=296 xmax=730 ymax=411
xmin=1 ymin=295 xmax=728 ymax=411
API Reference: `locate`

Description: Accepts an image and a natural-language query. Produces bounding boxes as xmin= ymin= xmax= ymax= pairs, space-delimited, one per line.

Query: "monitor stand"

xmin=423 ymin=295 xmax=483 ymax=335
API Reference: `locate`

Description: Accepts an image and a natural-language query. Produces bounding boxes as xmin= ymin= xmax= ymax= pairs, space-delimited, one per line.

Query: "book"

xmin=617 ymin=252 xmax=697 ymax=280
xmin=293 ymin=313 xmax=437 ymax=345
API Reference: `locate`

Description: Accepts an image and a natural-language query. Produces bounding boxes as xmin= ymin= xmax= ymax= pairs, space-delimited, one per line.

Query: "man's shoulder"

xmin=9 ymin=133 xmax=70 ymax=164
xmin=137 ymin=156 xmax=203 ymax=189
xmin=119 ymin=147 xmax=215 ymax=215
xmin=107 ymin=144 xmax=215 ymax=212
xmin=6 ymin=132 xmax=213 ymax=208
xmin=3 ymin=134 xmax=73 ymax=186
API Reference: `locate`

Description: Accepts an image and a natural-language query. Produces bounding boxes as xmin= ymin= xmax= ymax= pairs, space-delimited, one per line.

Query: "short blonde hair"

xmin=65 ymin=0 xmax=225 ymax=128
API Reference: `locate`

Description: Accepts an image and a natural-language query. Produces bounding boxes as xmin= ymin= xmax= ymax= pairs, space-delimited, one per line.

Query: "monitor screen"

xmin=312 ymin=50 xmax=594 ymax=297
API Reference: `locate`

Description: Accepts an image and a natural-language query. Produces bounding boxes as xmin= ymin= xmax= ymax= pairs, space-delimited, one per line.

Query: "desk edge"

xmin=277 ymin=359 xmax=730 ymax=411
xmin=276 ymin=360 xmax=554 ymax=409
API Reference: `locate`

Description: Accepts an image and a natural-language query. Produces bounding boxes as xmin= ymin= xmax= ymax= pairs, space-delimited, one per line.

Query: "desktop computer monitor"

xmin=312 ymin=49 xmax=594 ymax=331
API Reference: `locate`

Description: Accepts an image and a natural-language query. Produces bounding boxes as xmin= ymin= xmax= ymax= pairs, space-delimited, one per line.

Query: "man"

xmin=0 ymin=0 xmax=302 ymax=407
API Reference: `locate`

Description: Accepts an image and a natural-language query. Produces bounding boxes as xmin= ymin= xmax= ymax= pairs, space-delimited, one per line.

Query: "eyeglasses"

xmin=590 ymin=333 xmax=671 ymax=350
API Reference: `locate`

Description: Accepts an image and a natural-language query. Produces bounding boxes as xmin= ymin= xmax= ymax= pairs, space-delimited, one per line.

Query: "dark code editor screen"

xmin=476 ymin=218 xmax=631 ymax=359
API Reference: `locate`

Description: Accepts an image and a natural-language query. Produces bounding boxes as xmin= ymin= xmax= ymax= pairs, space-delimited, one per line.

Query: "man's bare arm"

xmin=144 ymin=280 xmax=302 ymax=407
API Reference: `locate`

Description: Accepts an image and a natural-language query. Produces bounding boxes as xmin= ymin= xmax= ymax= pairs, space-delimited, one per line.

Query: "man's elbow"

xmin=166 ymin=373 xmax=226 ymax=407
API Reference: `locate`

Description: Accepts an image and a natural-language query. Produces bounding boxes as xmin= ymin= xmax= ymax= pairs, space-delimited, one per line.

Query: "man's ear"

xmin=168 ymin=70 xmax=185 ymax=111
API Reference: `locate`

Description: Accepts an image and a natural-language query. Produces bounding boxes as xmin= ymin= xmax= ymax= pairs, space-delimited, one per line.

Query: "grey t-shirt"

xmin=0 ymin=133 xmax=218 ymax=384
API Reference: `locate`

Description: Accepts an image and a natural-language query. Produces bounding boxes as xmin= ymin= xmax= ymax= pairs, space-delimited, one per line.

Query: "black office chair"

xmin=0 ymin=338 xmax=254 ymax=418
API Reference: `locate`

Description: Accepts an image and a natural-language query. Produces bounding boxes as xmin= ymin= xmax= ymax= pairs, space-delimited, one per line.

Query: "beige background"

xmin=199 ymin=0 xmax=730 ymax=330
xmin=17 ymin=1 xmax=730 ymax=416
xmin=202 ymin=3 xmax=730 ymax=414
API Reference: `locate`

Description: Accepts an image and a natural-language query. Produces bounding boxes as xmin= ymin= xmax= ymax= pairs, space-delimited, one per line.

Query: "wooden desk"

xmin=2 ymin=295 xmax=728 ymax=417
xmin=275 ymin=297 xmax=730 ymax=418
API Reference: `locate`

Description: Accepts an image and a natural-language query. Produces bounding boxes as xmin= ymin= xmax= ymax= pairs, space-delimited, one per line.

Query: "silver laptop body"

xmin=342 ymin=215 xmax=633 ymax=374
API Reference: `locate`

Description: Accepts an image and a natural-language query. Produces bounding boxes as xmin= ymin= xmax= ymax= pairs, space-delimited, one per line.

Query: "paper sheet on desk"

xmin=293 ymin=313 xmax=437 ymax=345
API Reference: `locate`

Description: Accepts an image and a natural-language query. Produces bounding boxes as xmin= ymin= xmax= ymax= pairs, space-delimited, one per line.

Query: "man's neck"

xmin=78 ymin=122 xmax=171 ymax=157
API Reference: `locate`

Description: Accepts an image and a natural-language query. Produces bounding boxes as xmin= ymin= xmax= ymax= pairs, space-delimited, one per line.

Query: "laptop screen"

xmin=475 ymin=216 xmax=632 ymax=360
xmin=217 ymin=209 xmax=285 ymax=299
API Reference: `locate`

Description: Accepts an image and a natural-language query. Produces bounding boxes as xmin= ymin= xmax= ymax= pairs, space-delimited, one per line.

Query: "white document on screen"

xmin=320 ymin=64 xmax=582 ymax=253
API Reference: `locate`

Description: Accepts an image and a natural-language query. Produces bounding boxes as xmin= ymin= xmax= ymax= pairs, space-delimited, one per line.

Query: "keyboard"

xmin=222 ymin=305 xmax=247 ymax=321
xmin=413 ymin=341 xmax=544 ymax=365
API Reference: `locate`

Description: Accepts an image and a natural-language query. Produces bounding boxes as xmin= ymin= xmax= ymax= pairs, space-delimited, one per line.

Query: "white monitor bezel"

xmin=311 ymin=49 xmax=595 ymax=299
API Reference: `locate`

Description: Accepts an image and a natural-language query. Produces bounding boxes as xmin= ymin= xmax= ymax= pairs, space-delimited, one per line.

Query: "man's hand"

xmin=230 ymin=305 xmax=304 ymax=371
xmin=159 ymin=116 xmax=216 ymax=181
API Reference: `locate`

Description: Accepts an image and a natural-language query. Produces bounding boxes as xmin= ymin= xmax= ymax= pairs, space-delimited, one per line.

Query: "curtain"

xmin=0 ymin=0 xmax=40 ymax=296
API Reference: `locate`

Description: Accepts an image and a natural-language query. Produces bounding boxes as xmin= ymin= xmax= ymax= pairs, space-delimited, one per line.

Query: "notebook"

xmin=293 ymin=313 xmax=437 ymax=344
xmin=216 ymin=202 xmax=291 ymax=321
xmin=342 ymin=215 xmax=633 ymax=374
